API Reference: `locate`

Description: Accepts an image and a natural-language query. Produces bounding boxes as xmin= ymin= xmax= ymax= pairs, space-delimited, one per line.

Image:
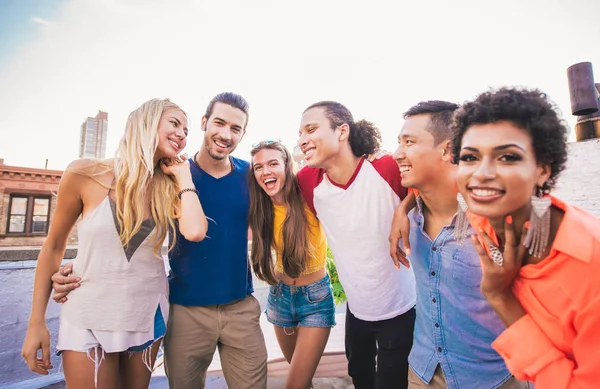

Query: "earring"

xmin=454 ymin=193 xmax=469 ymax=245
xmin=523 ymin=195 xmax=552 ymax=257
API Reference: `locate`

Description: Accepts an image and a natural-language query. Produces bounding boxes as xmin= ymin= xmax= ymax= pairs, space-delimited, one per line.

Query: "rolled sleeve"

xmin=492 ymin=314 xmax=566 ymax=380
xmin=493 ymin=297 xmax=600 ymax=388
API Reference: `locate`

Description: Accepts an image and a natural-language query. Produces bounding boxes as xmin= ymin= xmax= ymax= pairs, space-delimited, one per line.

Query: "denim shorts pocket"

xmin=305 ymin=284 xmax=332 ymax=303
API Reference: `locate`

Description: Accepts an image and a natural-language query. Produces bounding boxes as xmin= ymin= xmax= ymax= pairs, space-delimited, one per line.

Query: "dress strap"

xmin=107 ymin=177 xmax=115 ymax=196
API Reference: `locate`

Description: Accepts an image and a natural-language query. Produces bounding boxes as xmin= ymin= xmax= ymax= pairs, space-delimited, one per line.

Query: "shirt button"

xmin=432 ymin=298 xmax=437 ymax=303
xmin=432 ymin=246 xmax=437 ymax=251
xmin=435 ymin=323 xmax=440 ymax=328
xmin=438 ymin=347 xmax=442 ymax=352
xmin=430 ymin=271 xmax=436 ymax=276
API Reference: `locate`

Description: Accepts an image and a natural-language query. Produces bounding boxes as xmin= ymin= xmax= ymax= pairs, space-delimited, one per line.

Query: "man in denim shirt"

xmin=392 ymin=101 xmax=527 ymax=389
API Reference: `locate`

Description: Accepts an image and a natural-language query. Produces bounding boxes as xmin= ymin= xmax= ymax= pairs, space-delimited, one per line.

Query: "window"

xmin=8 ymin=197 xmax=27 ymax=233
xmin=32 ymin=198 xmax=50 ymax=233
xmin=7 ymin=195 xmax=51 ymax=234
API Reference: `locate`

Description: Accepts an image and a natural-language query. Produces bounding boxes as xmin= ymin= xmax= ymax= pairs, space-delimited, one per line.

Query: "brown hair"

xmin=248 ymin=141 xmax=313 ymax=285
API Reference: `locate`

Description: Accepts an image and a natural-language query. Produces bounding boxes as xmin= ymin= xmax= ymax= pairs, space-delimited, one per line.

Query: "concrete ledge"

xmin=0 ymin=248 xmax=77 ymax=262
xmin=0 ymin=246 xmax=170 ymax=262
xmin=3 ymin=373 xmax=64 ymax=389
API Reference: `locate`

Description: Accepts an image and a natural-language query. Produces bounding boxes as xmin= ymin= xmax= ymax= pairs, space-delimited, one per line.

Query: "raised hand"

xmin=470 ymin=216 xmax=527 ymax=300
xmin=160 ymin=153 xmax=191 ymax=180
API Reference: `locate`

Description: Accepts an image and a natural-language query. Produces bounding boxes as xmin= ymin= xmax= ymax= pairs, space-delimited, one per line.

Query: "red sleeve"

xmin=296 ymin=166 xmax=324 ymax=216
xmin=370 ymin=155 xmax=408 ymax=200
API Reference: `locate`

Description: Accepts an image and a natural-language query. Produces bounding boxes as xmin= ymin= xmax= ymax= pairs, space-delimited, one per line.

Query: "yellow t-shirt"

xmin=272 ymin=204 xmax=327 ymax=276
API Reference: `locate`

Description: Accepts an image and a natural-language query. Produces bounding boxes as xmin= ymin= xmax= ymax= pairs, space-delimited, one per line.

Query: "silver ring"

xmin=488 ymin=245 xmax=504 ymax=266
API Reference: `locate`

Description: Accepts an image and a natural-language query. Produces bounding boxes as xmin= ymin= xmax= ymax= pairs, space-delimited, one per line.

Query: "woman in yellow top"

xmin=249 ymin=140 xmax=335 ymax=389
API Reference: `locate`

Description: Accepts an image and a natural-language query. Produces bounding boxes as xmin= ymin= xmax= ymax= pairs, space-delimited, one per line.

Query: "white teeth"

xmin=399 ymin=166 xmax=411 ymax=173
xmin=264 ymin=178 xmax=276 ymax=184
xmin=472 ymin=188 xmax=502 ymax=197
xmin=169 ymin=140 xmax=179 ymax=150
xmin=215 ymin=140 xmax=229 ymax=148
xmin=304 ymin=149 xmax=314 ymax=157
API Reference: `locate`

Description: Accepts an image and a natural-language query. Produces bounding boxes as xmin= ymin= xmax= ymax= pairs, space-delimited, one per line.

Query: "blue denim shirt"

xmin=408 ymin=197 xmax=512 ymax=389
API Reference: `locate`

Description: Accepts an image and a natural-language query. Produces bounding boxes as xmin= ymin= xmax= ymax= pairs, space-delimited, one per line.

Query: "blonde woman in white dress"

xmin=21 ymin=98 xmax=208 ymax=389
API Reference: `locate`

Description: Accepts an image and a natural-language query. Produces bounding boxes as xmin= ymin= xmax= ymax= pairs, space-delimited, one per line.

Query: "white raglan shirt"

xmin=298 ymin=156 xmax=416 ymax=321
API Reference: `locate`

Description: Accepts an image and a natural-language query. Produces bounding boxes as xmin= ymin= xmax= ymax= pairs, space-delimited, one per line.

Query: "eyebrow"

xmin=398 ymin=133 xmax=417 ymax=141
xmin=299 ymin=122 xmax=318 ymax=136
xmin=254 ymin=158 xmax=279 ymax=165
xmin=170 ymin=116 xmax=188 ymax=132
xmin=462 ymin=144 xmax=526 ymax=152
xmin=214 ymin=116 xmax=242 ymax=130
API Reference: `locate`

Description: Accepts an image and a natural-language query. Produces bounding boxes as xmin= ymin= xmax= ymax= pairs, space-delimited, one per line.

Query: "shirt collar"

xmin=415 ymin=194 xmax=425 ymax=214
xmin=551 ymin=196 xmax=598 ymax=263
xmin=414 ymin=193 xmax=461 ymax=227
xmin=468 ymin=195 xmax=598 ymax=263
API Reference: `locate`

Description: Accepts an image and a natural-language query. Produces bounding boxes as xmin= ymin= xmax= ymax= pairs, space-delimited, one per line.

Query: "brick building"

xmin=0 ymin=159 xmax=77 ymax=247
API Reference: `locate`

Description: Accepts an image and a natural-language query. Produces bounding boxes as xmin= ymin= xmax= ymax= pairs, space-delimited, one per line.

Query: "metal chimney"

xmin=567 ymin=62 xmax=600 ymax=141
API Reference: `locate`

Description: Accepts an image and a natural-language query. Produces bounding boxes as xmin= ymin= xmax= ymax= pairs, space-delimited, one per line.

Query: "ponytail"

xmin=349 ymin=119 xmax=382 ymax=157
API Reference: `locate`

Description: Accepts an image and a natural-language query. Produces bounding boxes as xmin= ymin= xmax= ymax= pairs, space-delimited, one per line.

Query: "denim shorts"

xmin=265 ymin=273 xmax=336 ymax=328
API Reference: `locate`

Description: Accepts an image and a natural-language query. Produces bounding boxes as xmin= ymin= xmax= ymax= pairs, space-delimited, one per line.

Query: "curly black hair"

xmin=304 ymin=101 xmax=382 ymax=157
xmin=451 ymin=87 xmax=569 ymax=195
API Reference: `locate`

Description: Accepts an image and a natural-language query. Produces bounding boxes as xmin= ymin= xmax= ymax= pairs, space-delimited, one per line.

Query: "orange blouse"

xmin=469 ymin=195 xmax=600 ymax=388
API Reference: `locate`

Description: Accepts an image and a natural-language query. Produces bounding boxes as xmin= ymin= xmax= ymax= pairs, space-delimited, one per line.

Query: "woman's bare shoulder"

xmin=62 ymin=158 xmax=114 ymax=191
xmin=65 ymin=158 xmax=114 ymax=174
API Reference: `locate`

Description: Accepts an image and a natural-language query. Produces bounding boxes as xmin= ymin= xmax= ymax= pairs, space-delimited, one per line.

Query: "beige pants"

xmin=164 ymin=295 xmax=268 ymax=389
xmin=408 ymin=365 xmax=530 ymax=389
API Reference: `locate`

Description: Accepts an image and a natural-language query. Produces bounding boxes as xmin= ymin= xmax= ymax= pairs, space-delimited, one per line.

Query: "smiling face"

xmin=456 ymin=121 xmax=551 ymax=220
xmin=155 ymin=109 xmax=188 ymax=160
xmin=297 ymin=107 xmax=344 ymax=169
xmin=252 ymin=148 xmax=287 ymax=205
xmin=393 ymin=114 xmax=450 ymax=189
xmin=202 ymin=102 xmax=247 ymax=161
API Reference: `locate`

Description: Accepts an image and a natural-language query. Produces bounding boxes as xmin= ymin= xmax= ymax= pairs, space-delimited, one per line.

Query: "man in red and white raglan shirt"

xmin=297 ymin=101 xmax=416 ymax=389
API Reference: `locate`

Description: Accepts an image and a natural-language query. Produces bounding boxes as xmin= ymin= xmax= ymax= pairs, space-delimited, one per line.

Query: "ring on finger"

xmin=488 ymin=244 xmax=504 ymax=266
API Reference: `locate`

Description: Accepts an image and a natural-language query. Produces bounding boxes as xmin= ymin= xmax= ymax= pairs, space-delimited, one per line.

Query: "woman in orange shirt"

xmin=248 ymin=140 xmax=335 ymax=389
xmin=452 ymin=87 xmax=600 ymax=388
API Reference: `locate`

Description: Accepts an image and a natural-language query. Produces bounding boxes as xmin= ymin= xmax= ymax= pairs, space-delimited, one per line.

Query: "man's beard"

xmin=204 ymin=139 xmax=229 ymax=161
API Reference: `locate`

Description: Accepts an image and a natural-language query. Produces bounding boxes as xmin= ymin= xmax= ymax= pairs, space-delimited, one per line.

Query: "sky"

xmin=0 ymin=0 xmax=599 ymax=170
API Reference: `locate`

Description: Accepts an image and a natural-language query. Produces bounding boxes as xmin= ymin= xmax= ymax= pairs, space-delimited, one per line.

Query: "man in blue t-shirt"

xmin=164 ymin=92 xmax=267 ymax=389
xmin=50 ymin=92 xmax=267 ymax=389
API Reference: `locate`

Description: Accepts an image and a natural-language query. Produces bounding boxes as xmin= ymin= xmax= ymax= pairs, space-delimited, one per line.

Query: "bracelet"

xmin=177 ymin=188 xmax=199 ymax=199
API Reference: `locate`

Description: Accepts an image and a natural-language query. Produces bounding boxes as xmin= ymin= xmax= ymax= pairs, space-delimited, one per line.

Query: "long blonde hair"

xmin=113 ymin=98 xmax=184 ymax=255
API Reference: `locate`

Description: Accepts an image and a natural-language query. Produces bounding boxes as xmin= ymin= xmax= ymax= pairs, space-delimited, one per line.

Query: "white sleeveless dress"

xmin=57 ymin=196 xmax=169 ymax=357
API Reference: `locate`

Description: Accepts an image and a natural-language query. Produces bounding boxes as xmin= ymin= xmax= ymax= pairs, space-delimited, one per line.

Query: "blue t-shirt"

xmin=168 ymin=156 xmax=253 ymax=306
